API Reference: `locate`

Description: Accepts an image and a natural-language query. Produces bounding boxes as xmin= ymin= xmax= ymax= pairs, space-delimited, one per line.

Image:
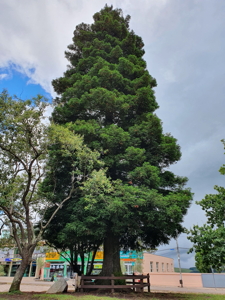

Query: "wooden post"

xmin=133 ymin=273 xmax=135 ymax=291
xmin=140 ymin=274 xmax=143 ymax=292
xmin=147 ymin=273 xmax=150 ymax=292
xmin=111 ymin=274 xmax=114 ymax=293
xmin=80 ymin=275 xmax=84 ymax=292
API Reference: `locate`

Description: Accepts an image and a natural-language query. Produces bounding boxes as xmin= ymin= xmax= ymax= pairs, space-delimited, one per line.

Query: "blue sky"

xmin=1 ymin=0 xmax=225 ymax=269
xmin=0 ymin=65 xmax=52 ymax=101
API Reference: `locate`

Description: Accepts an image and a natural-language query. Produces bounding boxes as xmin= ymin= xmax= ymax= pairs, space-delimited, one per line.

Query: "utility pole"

xmin=176 ymin=237 xmax=183 ymax=287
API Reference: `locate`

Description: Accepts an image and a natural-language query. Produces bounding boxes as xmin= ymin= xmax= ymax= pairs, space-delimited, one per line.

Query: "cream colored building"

xmin=142 ymin=253 xmax=174 ymax=274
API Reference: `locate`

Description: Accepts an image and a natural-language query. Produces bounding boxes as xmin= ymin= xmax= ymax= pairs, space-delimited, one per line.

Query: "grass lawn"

xmin=0 ymin=292 xmax=225 ymax=300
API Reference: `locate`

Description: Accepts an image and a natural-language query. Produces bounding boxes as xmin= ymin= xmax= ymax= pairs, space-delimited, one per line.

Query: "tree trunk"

xmin=86 ymin=245 xmax=98 ymax=275
xmin=9 ymin=245 xmax=35 ymax=293
xmin=101 ymin=229 xmax=121 ymax=276
xmin=80 ymin=251 xmax=85 ymax=275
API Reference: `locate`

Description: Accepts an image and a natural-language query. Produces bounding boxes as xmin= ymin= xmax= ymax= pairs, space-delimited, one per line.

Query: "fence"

xmin=202 ymin=274 xmax=225 ymax=288
xmin=80 ymin=273 xmax=150 ymax=293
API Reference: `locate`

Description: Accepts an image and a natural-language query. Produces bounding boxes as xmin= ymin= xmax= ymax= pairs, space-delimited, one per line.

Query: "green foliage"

xmin=0 ymin=235 xmax=15 ymax=250
xmin=0 ymin=90 xmax=54 ymax=291
xmin=0 ymin=90 xmax=49 ymax=248
xmin=46 ymin=5 xmax=192 ymax=274
xmin=36 ymin=257 xmax=45 ymax=269
xmin=188 ymin=140 xmax=225 ymax=272
xmin=0 ymin=92 xmax=48 ymax=201
xmin=113 ymin=271 xmax=126 ymax=285
xmin=0 ymin=90 xmax=108 ymax=290
xmin=8 ymin=290 xmax=22 ymax=295
xmin=15 ymin=293 xmax=225 ymax=300
xmin=120 ymin=260 xmax=126 ymax=274
xmin=195 ymin=252 xmax=211 ymax=273
xmin=133 ymin=258 xmax=143 ymax=273
xmin=0 ymin=264 xmax=5 ymax=276
xmin=188 ymin=224 xmax=225 ymax=272
xmin=41 ymin=126 xmax=108 ymax=274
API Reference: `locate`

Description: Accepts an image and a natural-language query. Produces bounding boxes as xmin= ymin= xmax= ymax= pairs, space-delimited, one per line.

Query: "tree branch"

xmin=38 ymin=179 xmax=76 ymax=237
xmin=0 ymin=143 xmax=28 ymax=172
xmin=1 ymin=208 xmax=24 ymax=255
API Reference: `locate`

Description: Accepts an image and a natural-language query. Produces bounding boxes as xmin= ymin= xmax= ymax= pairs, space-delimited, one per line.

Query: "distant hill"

xmin=175 ymin=267 xmax=225 ymax=273
xmin=174 ymin=268 xmax=191 ymax=273
xmin=189 ymin=267 xmax=201 ymax=273
xmin=174 ymin=267 xmax=201 ymax=273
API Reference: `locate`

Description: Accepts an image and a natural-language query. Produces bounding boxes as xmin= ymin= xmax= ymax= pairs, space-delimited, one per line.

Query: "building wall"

xmin=43 ymin=251 xmax=175 ymax=278
xmin=149 ymin=273 xmax=203 ymax=288
xmin=143 ymin=253 xmax=174 ymax=274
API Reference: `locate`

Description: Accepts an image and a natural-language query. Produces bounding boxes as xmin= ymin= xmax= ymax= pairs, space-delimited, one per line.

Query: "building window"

xmin=156 ymin=262 xmax=159 ymax=272
xmin=125 ymin=263 xmax=133 ymax=275
xmin=171 ymin=263 xmax=173 ymax=272
xmin=49 ymin=263 xmax=64 ymax=278
xmin=162 ymin=263 xmax=164 ymax=272
xmin=150 ymin=261 xmax=153 ymax=272
xmin=167 ymin=263 xmax=169 ymax=272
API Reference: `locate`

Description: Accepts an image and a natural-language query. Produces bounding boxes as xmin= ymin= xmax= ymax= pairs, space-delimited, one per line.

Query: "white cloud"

xmin=44 ymin=105 xmax=53 ymax=122
xmin=0 ymin=0 xmax=177 ymax=95
xmin=0 ymin=73 xmax=8 ymax=80
xmin=0 ymin=0 xmax=225 ymax=264
xmin=0 ymin=0 xmax=118 ymax=95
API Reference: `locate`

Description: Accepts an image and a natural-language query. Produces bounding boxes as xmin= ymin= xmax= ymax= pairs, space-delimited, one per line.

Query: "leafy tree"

xmin=43 ymin=198 xmax=102 ymax=276
xmin=133 ymin=254 xmax=143 ymax=273
xmin=0 ymin=265 xmax=5 ymax=276
xmin=195 ymin=252 xmax=211 ymax=273
xmin=50 ymin=5 xmax=192 ymax=276
xmin=41 ymin=124 xmax=109 ymax=276
xmin=0 ymin=91 xmax=50 ymax=291
xmin=188 ymin=140 xmax=225 ymax=272
xmin=0 ymin=91 xmax=106 ymax=291
xmin=0 ymin=218 xmax=15 ymax=249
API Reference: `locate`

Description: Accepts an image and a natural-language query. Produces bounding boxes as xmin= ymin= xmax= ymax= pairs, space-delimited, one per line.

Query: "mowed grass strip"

xmin=33 ymin=293 xmax=225 ymax=300
xmin=0 ymin=293 xmax=225 ymax=300
xmin=32 ymin=292 xmax=225 ymax=300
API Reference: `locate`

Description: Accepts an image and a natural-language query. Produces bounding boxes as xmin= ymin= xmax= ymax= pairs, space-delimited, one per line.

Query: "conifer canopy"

xmin=46 ymin=5 xmax=192 ymax=275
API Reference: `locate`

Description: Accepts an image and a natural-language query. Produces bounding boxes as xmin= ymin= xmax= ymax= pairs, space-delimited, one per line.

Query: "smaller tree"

xmin=41 ymin=126 xmax=109 ymax=277
xmin=188 ymin=140 xmax=225 ymax=272
xmin=0 ymin=91 xmax=106 ymax=292
xmin=43 ymin=200 xmax=102 ymax=276
xmin=0 ymin=91 xmax=52 ymax=292
xmin=195 ymin=252 xmax=211 ymax=273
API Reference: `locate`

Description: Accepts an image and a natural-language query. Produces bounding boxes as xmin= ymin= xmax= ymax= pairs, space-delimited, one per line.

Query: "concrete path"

xmin=0 ymin=277 xmax=75 ymax=292
xmin=0 ymin=277 xmax=225 ymax=294
xmin=150 ymin=285 xmax=225 ymax=295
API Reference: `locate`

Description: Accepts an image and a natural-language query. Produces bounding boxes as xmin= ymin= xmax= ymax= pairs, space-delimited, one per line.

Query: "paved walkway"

xmin=0 ymin=277 xmax=225 ymax=294
xmin=150 ymin=285 xmax=225 ymax=295
xmin=0 ymin=277 xmax=72 ymax=292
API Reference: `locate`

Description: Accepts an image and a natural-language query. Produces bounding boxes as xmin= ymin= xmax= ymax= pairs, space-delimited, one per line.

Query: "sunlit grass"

xmin=0 ymin=292 xmax=224 ymax=300
xmin=34 ymin=293 xmax=225 ymax=300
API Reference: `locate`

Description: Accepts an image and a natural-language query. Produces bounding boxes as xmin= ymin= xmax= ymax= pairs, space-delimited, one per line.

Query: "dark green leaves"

xmin=188 ymin=140 xmax=225 ymax=272
xmin=48 ymin=5 xmax=192 ymax=257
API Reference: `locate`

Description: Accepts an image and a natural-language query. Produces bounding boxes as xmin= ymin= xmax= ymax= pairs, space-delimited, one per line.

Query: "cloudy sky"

xmin=0 ymin=0 xmax=224 ymax=268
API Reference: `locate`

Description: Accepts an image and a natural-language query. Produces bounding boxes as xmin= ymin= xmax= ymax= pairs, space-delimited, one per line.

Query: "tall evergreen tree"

xmin=50 ymin=5 xmax=192 ymax=275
